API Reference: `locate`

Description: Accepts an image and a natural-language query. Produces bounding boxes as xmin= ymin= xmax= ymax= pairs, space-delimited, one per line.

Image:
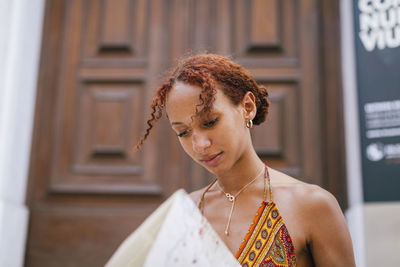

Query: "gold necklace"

xmin=216 ymin=166 xmax=265 ymax=236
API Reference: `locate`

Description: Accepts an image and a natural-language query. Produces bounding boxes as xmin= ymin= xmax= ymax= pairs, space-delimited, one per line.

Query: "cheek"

xmin=219 ymin=121 xmax=248 ymax=153
xmin=221 ymin=115 xmax=246 ymax=139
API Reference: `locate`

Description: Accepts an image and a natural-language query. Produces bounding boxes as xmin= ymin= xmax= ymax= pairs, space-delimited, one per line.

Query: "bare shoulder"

xmin=271 ymin=168 xmax=338 ymax=199
xmin=270 ymin=168 xmax=356 ymax=264
xmin=302 ymin=184 xmax=340 ymax=211
xmin=268 ymin=170 xmax=354 ymax=265
xmin=295 ymin=181 xmax=341 ymax=217
xmin=269 ymin=168 xmax=342 ymax=218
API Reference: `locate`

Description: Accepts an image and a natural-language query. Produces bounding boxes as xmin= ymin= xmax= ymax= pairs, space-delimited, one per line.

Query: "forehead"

xmin=165 ymin=82 xmax=236 ymax=122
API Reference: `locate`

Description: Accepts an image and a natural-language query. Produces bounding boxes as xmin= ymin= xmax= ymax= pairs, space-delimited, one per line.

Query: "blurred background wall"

xmin=0 ymin=0 xmax=398 ymax=266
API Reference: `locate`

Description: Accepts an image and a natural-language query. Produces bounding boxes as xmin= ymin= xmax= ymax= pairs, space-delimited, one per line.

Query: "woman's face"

xmin=166 ymin=81 xmax=253 ymax=175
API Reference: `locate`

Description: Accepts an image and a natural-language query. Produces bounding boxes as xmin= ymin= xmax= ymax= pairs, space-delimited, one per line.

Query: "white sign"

xmin=364 ymin=99 xmax=400 ymax=138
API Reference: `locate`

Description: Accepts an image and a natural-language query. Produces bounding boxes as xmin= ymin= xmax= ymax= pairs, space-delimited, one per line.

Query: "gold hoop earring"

xmin=246 ymin=119 xmax=253 ymax=129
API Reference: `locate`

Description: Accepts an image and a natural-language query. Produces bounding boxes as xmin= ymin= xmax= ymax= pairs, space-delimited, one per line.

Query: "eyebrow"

xmin=171 ymin=112 xmax=220 ymax=126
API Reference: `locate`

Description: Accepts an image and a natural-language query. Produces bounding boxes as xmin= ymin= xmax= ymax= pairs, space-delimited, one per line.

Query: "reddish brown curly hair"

xmin=136 ymin=54 xmax=270 ymax=150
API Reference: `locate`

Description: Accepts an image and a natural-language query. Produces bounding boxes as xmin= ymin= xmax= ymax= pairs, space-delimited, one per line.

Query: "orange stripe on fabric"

xmin=235 ymin=201 xmax=268 ymax=258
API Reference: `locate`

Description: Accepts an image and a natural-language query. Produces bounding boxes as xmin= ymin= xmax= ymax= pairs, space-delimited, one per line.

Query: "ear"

xmin=241 ymin=91 xmax=257 ymax=120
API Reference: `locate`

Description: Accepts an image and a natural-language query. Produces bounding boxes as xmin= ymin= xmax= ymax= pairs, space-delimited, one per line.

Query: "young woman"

xmin=136 ymin=54 xmax=356 ymax=267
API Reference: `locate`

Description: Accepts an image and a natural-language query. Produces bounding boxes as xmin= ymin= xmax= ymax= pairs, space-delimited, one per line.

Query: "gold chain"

xmin=216 ymin=166 xmax=265 ymax=235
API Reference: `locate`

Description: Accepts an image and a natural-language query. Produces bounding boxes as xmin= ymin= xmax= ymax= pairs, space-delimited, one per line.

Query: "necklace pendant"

xmin=225 ymin=193 xmax=235 ymax=202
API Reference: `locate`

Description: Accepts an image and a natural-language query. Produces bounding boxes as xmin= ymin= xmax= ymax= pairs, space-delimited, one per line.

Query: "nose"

xmin=192 ymin=130 xmax=211 ymax=153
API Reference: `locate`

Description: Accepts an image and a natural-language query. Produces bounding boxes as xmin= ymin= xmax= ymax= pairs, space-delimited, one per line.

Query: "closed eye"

xmin=176 ymin=118 xmax=218 ymax=137
xmin=203 ymin=118 xmax=218 ymax=128
xmin=177 ymin=129 xmax=189 ymax=137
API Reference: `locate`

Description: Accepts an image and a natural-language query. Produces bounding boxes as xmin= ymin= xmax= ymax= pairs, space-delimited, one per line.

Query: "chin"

xmin=192 ymin=152 xmax=231 ymax=176
xmin=202 ymin=163 xmax=229 ymax=177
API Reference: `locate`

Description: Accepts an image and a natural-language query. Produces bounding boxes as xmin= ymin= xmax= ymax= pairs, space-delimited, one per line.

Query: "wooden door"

xmin=25 ymin=0 xmax=346 ymax=266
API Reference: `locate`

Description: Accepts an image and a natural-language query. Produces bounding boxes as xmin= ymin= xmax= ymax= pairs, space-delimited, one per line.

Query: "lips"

xmin=200 ymin=152 xmax=221 ymax=161
xmin=200 ymin=152 xmax=223 ymax=167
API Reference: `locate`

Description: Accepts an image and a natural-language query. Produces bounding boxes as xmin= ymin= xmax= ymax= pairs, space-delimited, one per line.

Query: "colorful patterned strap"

xmin=265 ymin=165 xmax=273 ymax=202
xmin=198 ymin=178 xmax=217 ymax=213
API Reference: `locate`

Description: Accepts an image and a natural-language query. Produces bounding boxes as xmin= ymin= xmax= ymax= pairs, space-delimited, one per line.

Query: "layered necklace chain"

xmin=216 ymin=166 xmax=265 ymax=235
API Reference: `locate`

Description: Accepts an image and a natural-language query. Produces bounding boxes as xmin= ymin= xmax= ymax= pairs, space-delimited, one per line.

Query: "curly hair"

xmin=135 ymin=54 xmax=270 ymax=150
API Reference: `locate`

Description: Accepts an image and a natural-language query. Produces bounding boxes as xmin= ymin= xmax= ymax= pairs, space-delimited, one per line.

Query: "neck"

xmin=216 ymin=147 xmax=265 ymax=194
